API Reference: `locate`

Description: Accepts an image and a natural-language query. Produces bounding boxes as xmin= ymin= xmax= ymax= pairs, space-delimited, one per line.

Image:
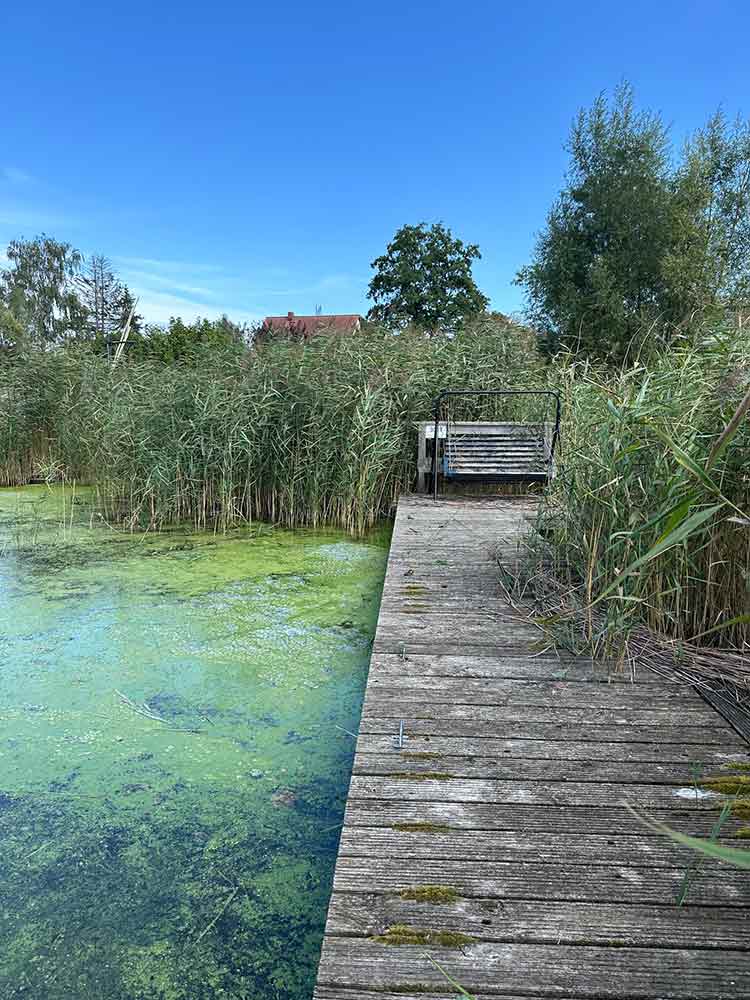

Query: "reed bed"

xmin=0 ymin=319 xmax=542 ymax=533
xmin=526 ymin=323 xmax=750 ymax=649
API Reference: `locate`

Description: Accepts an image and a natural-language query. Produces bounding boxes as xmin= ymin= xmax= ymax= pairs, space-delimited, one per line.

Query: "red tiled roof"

xmin=260 ymin=312 xmax=362 ymax=338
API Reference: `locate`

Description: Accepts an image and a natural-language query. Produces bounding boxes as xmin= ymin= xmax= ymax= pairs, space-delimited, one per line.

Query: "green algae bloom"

xmin=0 ymin=485 xmax=388 ymax=1000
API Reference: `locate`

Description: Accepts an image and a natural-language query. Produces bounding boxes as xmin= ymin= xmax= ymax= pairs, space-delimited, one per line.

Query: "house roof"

xmin=260 ymin=312 xmax=362 ymax=336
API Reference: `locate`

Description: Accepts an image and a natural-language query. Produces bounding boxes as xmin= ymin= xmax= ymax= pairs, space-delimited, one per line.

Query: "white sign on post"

xmin=424 ymin=423 xmax=448 ymax=440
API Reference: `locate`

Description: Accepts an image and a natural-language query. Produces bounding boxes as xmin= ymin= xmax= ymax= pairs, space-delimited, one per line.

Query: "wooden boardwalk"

xmin=315 ymin=496 xmax=750 ymax=1000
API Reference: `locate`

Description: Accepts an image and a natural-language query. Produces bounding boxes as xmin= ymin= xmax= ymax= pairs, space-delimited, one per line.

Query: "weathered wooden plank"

xmin=323 ymin=892 xmax=750 ymax=949
xmin=352 ymin=752 xmax=731 ymax=785
xmin=335 ymin=825 xmax=739 ymax=870
xmin=374 ymin=614 xmax=533 ymax=633
xmin=359 ymin=715 xmax=746 ymax=745
xmin=347 ymin=775 xmax=726 ymax=810
xmin=315 ymin=991 xmax=530 ymax=1000
xmin=360 ymin=698 xmax=723 ymax=727
xmin=372 ymin=637 xmax=552 ymax=655
xmin=369 ymin=652 xmax=676 ymax=684
xmin=316 ymin=938 xmax=750 ymax=998
xmin=354 ymin=733 xmax=748 ymax=765
xmin=369 ymin=639 xmax=565 ymax=656
xmin=366 ymin=677 xmax=705 ymax=708
xmin=368 ymin=651 xmax=648 ymax=680
xmin=342 ymin=799 xmax=738 ymax=838
xmin=331 ymin=856 xmax=750 ymax=906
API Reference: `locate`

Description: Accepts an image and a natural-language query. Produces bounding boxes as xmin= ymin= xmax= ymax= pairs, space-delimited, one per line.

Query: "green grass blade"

xmin=623 ymin=802 xmax=750 ymax=869
xmin=423 ymin=954 xmax=477 ymax=999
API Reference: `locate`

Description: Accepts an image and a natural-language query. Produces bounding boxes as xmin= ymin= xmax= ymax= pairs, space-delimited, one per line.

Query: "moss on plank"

xmin=731 ymin=798 xmax=750 ymax=820
xmin=373 ymin=924 xmax=475 ymax=948
xmin=700 ymin=775 xmax=750 ymax=795
xmin=398 ymin=885 xmax=460 ymax=904
xmin=388 ymin=986 xmax=435 ymax=995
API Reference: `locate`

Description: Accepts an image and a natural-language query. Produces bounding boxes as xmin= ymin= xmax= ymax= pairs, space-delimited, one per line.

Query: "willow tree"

xmin=516 ymin=84 xmax=677 ymax=360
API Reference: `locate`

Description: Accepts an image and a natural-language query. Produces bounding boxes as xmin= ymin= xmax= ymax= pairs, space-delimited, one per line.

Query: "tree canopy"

xmin=127 ymin=315 xmax=248 ymax=363
xmin=1 ymin=236 xmax=86 ymax=346
xmin=367 ymin=222 xmax=488 ymax=333
xmin=516 ymin=84 xmax=750 ymax=360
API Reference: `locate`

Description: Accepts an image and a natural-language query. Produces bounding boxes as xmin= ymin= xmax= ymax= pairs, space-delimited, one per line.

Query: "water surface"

xmin=0 ymin=486 xmax=387 ymax=999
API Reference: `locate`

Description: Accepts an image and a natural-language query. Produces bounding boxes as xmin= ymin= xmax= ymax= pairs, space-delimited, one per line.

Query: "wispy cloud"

xmin=121 ymin=268 xmax=216 ymax=299
xmin=0 ymin=202 xmax=75 ymax=231
xmin=111 ymin=253 xmax=366 ymax=325
xmin=114 ymin=255 xmax=223 ymax=276
xmin=2 ymin=166 xmax=34 ymax=185
xmin=133 ymin=288 xmax=262 ymax=327
xmin=261 ymin=273 xmax=362 ymax=298
xmin=114 ymin=255 xmax=259 ymax=325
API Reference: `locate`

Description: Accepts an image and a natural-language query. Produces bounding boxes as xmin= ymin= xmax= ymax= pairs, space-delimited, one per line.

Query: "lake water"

xmin=0 ymin=486 xmax=388 ymax=1000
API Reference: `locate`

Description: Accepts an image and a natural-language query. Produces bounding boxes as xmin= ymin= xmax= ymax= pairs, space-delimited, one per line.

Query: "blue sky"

xmin=1 ymin=1 xmax=749 ymax=325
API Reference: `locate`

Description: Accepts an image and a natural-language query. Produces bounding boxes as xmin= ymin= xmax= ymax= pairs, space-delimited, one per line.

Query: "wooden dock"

xmin=315 ymin=496 xmax=750 ymax=1000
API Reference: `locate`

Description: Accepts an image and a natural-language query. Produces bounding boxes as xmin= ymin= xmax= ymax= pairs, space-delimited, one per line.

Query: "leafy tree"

xmin=665 ymin=112 xmax=750 ymax=317
xmin=0 ymin=235 xmax=86 ymax=345
xmin=367 ymin=222 xmax=489 ymax=333
xmin=516 ymin=84 xmax=680 ymax=359
xmin=517 ymin=86 xmax=750 ymax=361
xmin=0 ymin=302 xmax=25 ymax=348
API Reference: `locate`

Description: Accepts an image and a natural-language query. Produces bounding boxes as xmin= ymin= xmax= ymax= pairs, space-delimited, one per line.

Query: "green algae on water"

xmin=0 ymin=485 xmax=388 ymax=1000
